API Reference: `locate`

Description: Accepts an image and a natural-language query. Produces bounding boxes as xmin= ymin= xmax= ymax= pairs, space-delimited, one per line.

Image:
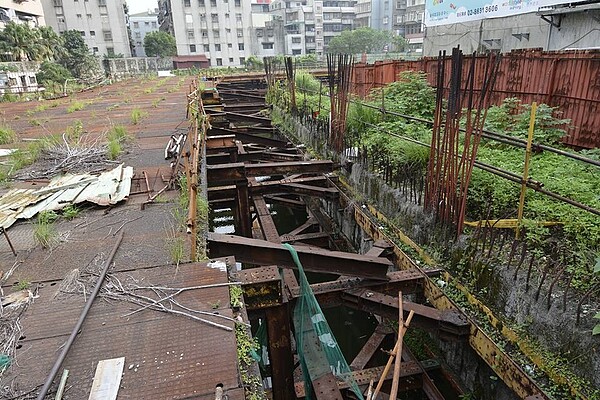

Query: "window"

xmin=240 ymin=57 xmax=245 ymax=64
xmin=215 ymin=44 xmax=221 ymax=51
xmin=228 ymin=43 xmax=232 ymax=48
xmin=98 ymin=0 xmax=106 ymax=5
xmin=29 ymin=76 xmax=37 ymax=84
xmin=103 ymin=30 xmax=113 ymax=41
xmin=203 ymin=44 xmax=210 ymax=51
xmin=211 ymin=13 xmax=218 ymax=22
xmin=76 ymin=13 xmax=82 ymax=18
xmin=237 ymin=28 xmax=243 ymax=37
xmin=87 ymin=13 xmax=92 ymax=18
xmin=52 ymin=0 xmax=62 ymax=5
xmin=187 ymin=30 xmax=195 ymax=39
xmin=107 ymin=47 xmax=115 ymax=57
xmin=90 ymin=30 xmax=96 ymax=36
xmin=145 ymin=21 xmax=150 ymax=25
xmin=99 ymin=6 xmax=107 ymax=15
xmin=55 ymin=6 xmax=64 ymax=15
xmin=216 ymin=58 xmax=222 ymax=66
xmin=133 ymin=21 xmax=139 ymax=28
xmin=292 ymin=37 xmax=301 ymax=43
xmin=190 ymin=44 xmax=197 ymax=52
xmin=201 ymin=29 xmax=208 ymax=37
xmin=79 ymin=31 xmax=85 ymax=36
xmin=184 ymin=0 xmax=191 ymax=6
xmin=229 ymin=57 xmax=233 ymax=63
xmin=93 ymin=46 xmax=99 ymax=53
xmin=235 ymin=0 xmax=241 ymax=6
xmin=262 ymin=43 xmax=273 ymax=49
xmin=213 ymin=29 xmax=220 ymax=38
xmin=198 ymin=0 xmax=204 ymax=5
xmin=238 ymin=43 xmax=244 ymax=50
xmin=292 ymin=49 xmax=302 ymax=55
xmin=210 ymin=0 xmax=216 ymax=6
xmin=236 ymin=13 xmax=242 ymax=22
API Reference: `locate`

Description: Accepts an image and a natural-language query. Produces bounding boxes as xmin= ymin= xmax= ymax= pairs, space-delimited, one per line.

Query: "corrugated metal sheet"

xmin=0 ymin=165 xmax=133 ymax=229
xmin=352 ymin=49 xmax=600 ymax=149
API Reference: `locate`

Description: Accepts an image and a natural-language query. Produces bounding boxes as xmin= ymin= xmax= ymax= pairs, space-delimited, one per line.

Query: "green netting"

xmin=284 ymin=243 xmax=363 ymax=399
xmin=254 ymin=319 xmax=269 ymax=372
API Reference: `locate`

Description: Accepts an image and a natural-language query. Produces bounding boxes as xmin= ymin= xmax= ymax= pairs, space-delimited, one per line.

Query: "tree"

xmin=0 ymin=22 xmax=39 ymax=61
xmin=36 ymin=61 xmax=72 ymax=86
xmin=143 ymin=31 xmax=177 ymax=57
xmin=37 ymin=26 xmax=65 ymax=61
xmin=326 ymin=27 xmax=397 ymax=55
xmin=60 ymin=30 xmax=101 ymax=80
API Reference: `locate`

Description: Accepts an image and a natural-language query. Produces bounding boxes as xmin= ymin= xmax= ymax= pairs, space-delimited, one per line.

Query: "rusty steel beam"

xmin=205 ymin=135 xmax=237 ymax=149
xmin=265 ymin=304 xmax=296 ymax=400
xmin=341 ymin=289 xmax=470 ymax=337
xmin=292 ymin=269 xmax=428 ymax=299
xmin=234 ymin=182 xmax=252 ymax=238
xmin=235 ymin=266 xmax=283 ymax=309
xmin=294 ymin=361 xmax=424 ymax=398
xmin=208 ymin=234 xmax=391 ymax=280
xmin=350 ymin=324 xmax=393 ymax=371
xmin=286 ymin=217 xmax=318 ymax=236
xmin=207 ymin=160 xmax=334 ymax=184
xmin=208 ymin=127 xmax=288 ymax=147
xmin=222 ymin=111 xmax=272 ymax=125
xmin=264 ymin=195 xmax=305 ymax=208
xmin=253 ymin=195 xmax=280 ymax=242
xmin=280 ymin=231 xmax=330 ymax=243
xmin=208 ymin=176 xmax=329 ymax=201
xmin=282 ymin=183 xmax=339 ymax=199
xmin=365 ymin=239 xmax=394 ymax=257
xmin=402 ymin=347 xmax=445 ymax=400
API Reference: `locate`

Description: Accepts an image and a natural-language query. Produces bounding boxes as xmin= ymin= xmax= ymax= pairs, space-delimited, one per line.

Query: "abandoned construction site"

xmin=0 ymin=50 xmax=599 ymax=400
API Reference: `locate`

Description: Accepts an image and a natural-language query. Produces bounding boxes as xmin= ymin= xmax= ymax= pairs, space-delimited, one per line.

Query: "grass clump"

xmin=130 ymin=108 xmax=147 ymax=125
xmin=33 ymin=211 xmax=59 ymax=249
xmin=66 ymin=100 xmax=86 ymax=113
xmin=0 ymin=124 xmax=17 ymax=144
xmin=165 ymin=226 xmax=186 ymax=266
xmin=14 ymin=280 xmax=31 ymax=290
xmin=106 ymin=125 xmax=130 ymax=160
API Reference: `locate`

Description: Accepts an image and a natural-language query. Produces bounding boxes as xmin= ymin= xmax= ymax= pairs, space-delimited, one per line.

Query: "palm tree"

xmin=36 ymin=26 xmax=65 ymax=61
xmin=0 ymin=22 xmax=39 ymax=61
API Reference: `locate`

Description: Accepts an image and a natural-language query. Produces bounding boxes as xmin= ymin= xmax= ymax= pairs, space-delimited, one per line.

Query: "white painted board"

xmin=88 ymin=357 xmax=125 ymax=400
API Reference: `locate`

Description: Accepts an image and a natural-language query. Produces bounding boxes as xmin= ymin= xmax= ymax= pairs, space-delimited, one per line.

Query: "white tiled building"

xmin=0 ymin=0 xmax=45 ymax=28
xmin=130 ymin=9 xmax=159 ymax=57
xmin=41 ymin=0 xmax=131 ymax=57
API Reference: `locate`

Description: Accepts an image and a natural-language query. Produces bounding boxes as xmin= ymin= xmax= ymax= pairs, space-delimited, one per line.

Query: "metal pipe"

xmin=36 ymin=231 xmax=124 ymax=400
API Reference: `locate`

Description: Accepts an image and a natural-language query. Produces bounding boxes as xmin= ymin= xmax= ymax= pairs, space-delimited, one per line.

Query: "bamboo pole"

xmin=516 ymin=102 xmax=537 ymax=239
xmin=389 ymin=292 xmax=404 ymax=399
xmin=370 ymin=297 xmax=415 ymax=400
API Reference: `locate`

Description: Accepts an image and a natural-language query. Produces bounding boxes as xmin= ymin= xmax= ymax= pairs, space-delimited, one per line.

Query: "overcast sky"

xmin=129 ymin=0 xmax=159 ymax=14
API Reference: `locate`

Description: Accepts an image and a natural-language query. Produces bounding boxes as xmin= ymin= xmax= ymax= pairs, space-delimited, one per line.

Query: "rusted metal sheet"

xmin=352 ymin=49 xmax=600 ymax=149
xmin=280 ymin=231 xmax=330 ymax=243
xmin=252 ymin=195 xmax=280 ymax=242
xmin=206 ymin=135 xmax=237 ymax=149
xmin=265 ymin=305 xmax=296 ymax=400
xmin=208 ymin=233 xmax=392 ymax=280
xmin=208 ymin=176 xmax=330 ymax=201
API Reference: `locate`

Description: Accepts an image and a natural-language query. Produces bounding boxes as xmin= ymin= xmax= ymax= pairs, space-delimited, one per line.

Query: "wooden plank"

xmin=88 ymin=357 xmax=125 ymax=400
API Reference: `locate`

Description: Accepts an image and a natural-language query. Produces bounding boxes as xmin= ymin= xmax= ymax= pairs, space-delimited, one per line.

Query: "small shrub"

xmin=130 ymin=108 xmax=147 ymax=125
xmin=14 ymin=280 xmax=31 ymax=290
xmin=38 ymin=210 xmax=59 ymax=224
xmin=65 ymin=120 xmax=83 ymax=143
xmin=67 ymin=100 xmax=86 ymax=113
xmin=107 ymin=125 xmax=129 ymax=143
xmin=62 ymin=205 xmax=80 ymax=220
xmin=107 ymin=140 xmax=121 ymax=160
xmin=0 ymin=125 xmax=17 ymax=144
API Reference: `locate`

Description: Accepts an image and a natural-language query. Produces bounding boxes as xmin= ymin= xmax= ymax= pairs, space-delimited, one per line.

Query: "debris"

xmin=0 ymin=164 xmax=133 ymax=230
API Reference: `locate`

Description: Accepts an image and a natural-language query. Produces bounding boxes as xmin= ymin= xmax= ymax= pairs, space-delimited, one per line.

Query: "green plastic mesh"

xmin=284 ymin=243 xmax=363 ymax=399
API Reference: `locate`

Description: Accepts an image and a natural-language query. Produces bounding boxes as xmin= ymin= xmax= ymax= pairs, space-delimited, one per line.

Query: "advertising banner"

xmin=425 ymin=0 xmax=569 ymax=27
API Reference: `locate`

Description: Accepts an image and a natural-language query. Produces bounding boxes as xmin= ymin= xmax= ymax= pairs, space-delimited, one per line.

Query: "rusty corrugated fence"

xmin=352 ymin=49 xmax=600 ymax=149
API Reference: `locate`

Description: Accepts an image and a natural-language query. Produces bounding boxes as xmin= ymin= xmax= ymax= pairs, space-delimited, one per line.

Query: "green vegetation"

xmin=66 ymin=100 xmax=86 ymax=113
xmin=106 ymin=125 xmax=129 ymax=160
xmin=165 ymin=225 xmax=186 ymax=266
xmin=130 ymin=108 xmax=147 ymax=125
xmin=0 ymin=124 xmax=17 ymax=144
xmin=143 ymin=31 xmax=177 ymax=57
xmin=14 ymin=280 xmax=31 ymax=290
xmin=62 ymin=204 xmax=80 ymax=220
xmin=33 ymin=211 xmax=59 ymax=249
xmin=326 ymin=27 xmax=407 ymax=54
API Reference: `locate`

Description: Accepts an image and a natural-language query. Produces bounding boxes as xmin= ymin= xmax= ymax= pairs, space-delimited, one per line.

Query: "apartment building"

xmin=158 ymin=0 xmax=261 ymax=67
xmin=41 ymin=0 xmax=131 ymax=57
xmin=397 ymin=0 xmax=423 ymax=51
xmin=0 ymin=0 xmax=45 ymax=28
xmin=130 ymin=9 xmax=159 ymax=57
xmin=269 ymin=0 xmax=356 ymax=56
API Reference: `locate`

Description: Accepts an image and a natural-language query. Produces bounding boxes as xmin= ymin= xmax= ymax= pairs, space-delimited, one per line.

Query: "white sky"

xmin=128 ymin=0 xmax=159 ymax=14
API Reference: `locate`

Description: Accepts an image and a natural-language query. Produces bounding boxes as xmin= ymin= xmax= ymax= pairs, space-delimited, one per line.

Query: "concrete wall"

xmin=548 ymin=10 xmax=600 ymax=50
xmin=103 ymin=57 xmax=173 ymax=78
xmin=424 ymin=13 xmax=549 ymax=56
xmin=0 ymin=61 xmax=40 ymax=94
